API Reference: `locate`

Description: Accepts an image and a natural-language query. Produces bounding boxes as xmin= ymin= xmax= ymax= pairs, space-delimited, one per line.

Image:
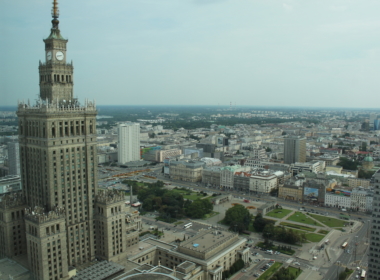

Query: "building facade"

xmin=368 ymin=170 xmax=380 ymax=279
xmin=7 ymin=141 xmax=20 ymax=175
xmin=118 ymin=123 xmax=141 ymax=164
xmin=169 ymin=160 xmax=205 ymax=182
xmin=249 ymin=172 xmax=278 ymax=194
xmin=284 ymin=136 xmax=306 ymax=164
xmin=157 ymin=149 xmax=182 ymax=162
xmin=348 ymin=178 xmax=371 ymax=189
xmin=0 ymin=4 xmax=136 ymax=279
xmin=278 ymin=184 xmax=303 ymax=201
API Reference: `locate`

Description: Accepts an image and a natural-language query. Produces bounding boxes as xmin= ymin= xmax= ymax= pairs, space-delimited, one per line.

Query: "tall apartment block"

xmin=118 ymin=123 xmax=140 ymax=164
xmin=0 ymin=2 xmax=132 ymax=279
xmin=7 ymin=141 xmax=20 ymax=175
xmin=368 ymin=170 xmax=380 ymax=279
xmin=284 ymin=136 xmax=306 ymax=164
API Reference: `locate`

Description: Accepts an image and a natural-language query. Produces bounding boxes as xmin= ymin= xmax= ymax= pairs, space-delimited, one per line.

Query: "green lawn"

xmin=280 ymin=222 xmax=316 ymax=232
xmin=287 ymin=212 xmax=324 ymax=227
xmin=171 ymin=189 xmax=205 ymax=201
xmin=305 ymin=233 xmax=325 ymax=242
xmin=277 ymin=226 xmax=325 ymax=242
xmin=288 ymin=267 xmax=303 ymax=279
xmin=318 ymin=229 xmax=329 ymax=235
xmin=266 ymin=209 xmax=293 ymax=219
xmin=308 ymin=214 xmax=346 ymax=228
xmin=174 ymin=221 xmax=184 ymax=225
xmin=257 ymin=262 xmax=282 ymax=280
xmin=202 ymin=211 xmax=219 ymax=220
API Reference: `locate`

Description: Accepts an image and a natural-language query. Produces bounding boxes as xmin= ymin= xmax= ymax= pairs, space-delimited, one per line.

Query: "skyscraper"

xmin=0 ymin=2 xmax=99 ymax=279
xmin=284 ymin=136 xmax=306 ymax=164
xmin=118 ymin=123 xmax=141 ymax=164
xmin=7 ymin=141 xmax=20 ymax=175
xmin=368 ymin=170 xmax=380 ymax=279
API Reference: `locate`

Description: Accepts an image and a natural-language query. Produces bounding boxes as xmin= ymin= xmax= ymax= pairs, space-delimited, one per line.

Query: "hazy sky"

xmin=1 ymin=0 xmax=380 ymax=108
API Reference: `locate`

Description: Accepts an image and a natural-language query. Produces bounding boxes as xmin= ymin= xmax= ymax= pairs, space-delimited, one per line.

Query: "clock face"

xmin=47 ymin=51 xmax=52 ymax=61
xmin=56 ymin=51 xmax=64 ymax=61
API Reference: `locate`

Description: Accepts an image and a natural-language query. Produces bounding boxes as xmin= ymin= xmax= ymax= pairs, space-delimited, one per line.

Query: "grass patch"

xmin=174 ymin=221 xmax=184 ymax=225
xmin=202 ymin=211 xmax=219 ymax=220
xmin=318 ymin=229 xmax=329 ymax=235
xmin=280 ymin=222 xmax=316 ymax=232
xmin=287 ymin=212 xmax=324 ymax=227
xmin=305 ymin=233 xmax=325 ymax=242
xmin=266 ymin=209 xmax=293 ymax=219
xmin=170 ymin=189 xmax=205 ymax=201
xmin=308 ymin=214 xmax=346 ymax=228
xmin=339 ymin=269 xmax=354 ymax=280
xmin=288 ymin=267 xmax=303 ymax=279
xmin=257 ymin=262 xmax=282 ymax=280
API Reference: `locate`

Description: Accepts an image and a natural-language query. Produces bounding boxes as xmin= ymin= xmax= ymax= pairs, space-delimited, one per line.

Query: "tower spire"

xmin=51 ymin=0 xmax=60 ymax=29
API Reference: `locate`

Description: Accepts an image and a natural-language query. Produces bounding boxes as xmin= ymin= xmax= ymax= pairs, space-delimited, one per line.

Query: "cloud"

xmin=282 ymin=3 xmax=293 ymax=12
xmin=330 ymin=5 xmax=347 ymax=12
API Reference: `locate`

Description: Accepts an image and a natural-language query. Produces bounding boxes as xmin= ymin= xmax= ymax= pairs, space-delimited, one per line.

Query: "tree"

xmin=224 ymin=204 xmax=251 ymax=232
xmin=337 ymin=157 xmax=359 ymax=170
xmin=252 ymin=213 xmax=273 ymax=232
xmin=265 ymin=147 xmax=272 ymax=152
xmin=185 ymin=198 xmax=213 ymax=219
xmin=358 ymin=169 xmax=375 ymax=179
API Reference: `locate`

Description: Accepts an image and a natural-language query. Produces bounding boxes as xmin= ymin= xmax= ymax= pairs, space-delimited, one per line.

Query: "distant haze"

xmin=2 ymin=0 xmax=380 ymax=108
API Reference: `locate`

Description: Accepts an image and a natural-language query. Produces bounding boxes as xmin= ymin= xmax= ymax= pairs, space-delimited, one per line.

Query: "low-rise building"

xmin=128 ymin=229 xmax=249 ymax=280
xmin=279 ymin=184 xmax=303 ymax=201
xmin=348 ymin=178 xmax=371 ymax=189
xmin=325 ymin=165 xmax=343 ymax=174
xmin=351 ymin=187 xmax=373 ymax=213
xmin=157 ymin=149 xmax=182 ymax=162
xmin=324 ymin=190 xmax=351 ymax=209
xmin=202 ymin=166 xmax=222 ymax=187
xmin=220 ymin=165 xmax=249 ymax=189
xmin=170 ymin=160 xmax=205 ymax=182
xmin=0 ymin=175 xmax=21 ymax=194
xmin=249 ymin=171 xmax=278 ymax=194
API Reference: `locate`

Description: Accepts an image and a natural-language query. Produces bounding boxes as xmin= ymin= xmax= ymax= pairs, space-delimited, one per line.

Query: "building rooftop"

xmin=178 ymin=230 xmax=234 ymax=253
xmin=71 ymin=260 xmax=125 ymax=280
xmin=0 ymin=258 xmax=30 ymax=280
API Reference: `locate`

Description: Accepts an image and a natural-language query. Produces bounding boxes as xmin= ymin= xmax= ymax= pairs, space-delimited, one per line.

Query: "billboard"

xmin=304 ymin=187 xmax=319 ymax=200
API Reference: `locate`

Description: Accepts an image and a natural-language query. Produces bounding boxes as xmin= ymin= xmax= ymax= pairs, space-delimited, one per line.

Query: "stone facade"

xmin=170 ymin=161 xmax=205 ymax=182
xmin=278 ymin=184 xmax=303 ymax=201
xmin=368 ymin=170 xmax=380 ymax=279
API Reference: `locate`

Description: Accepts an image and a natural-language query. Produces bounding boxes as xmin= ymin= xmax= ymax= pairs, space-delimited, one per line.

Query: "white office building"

xmin=118 ymin=123 xmax=140 ymax=164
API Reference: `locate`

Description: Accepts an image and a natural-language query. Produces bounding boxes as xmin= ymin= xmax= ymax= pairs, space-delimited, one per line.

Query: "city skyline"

xmin=2 ymin=0 xmax=380 ymax=108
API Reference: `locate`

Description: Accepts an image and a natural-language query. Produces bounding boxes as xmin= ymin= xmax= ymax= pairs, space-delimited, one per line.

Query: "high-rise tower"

xmin=118 ymin=123 xmax=141 ymax=164
xmin=16 ymin=1 xmax=98 ymax=279
xmin=283 ymin=136 xmax=306 ymax=164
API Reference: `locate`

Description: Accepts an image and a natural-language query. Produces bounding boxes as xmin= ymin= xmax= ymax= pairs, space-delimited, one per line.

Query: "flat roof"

xmin=178 ymin=230 xmax=236 ymax=253
xmin=0 ymin=258 xmax=30 ymax=280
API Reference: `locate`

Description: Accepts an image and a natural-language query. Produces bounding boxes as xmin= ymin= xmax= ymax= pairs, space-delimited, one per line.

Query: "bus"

xmin=341 ymin=242 xmax=348 ymax=249
xmin=183 ymin=223 xmax=193 ymax=229
xmin=361 ymin=269 xmax=366 ymax=279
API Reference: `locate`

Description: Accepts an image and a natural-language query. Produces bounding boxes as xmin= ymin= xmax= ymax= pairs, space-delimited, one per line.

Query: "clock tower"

xmin=39 ymin=0 xmax=74 ymax=104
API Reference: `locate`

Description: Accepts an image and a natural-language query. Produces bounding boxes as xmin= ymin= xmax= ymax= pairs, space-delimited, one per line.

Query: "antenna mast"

xmin=51 ymin=0 xmax=60 ymax=28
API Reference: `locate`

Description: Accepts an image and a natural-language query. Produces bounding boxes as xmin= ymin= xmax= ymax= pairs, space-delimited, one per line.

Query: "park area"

xmin=308 ymin=213 xmax=346 ymax=228
xmin=257 ymin=262 xmax=283 ymax=280
xmin=266 ymin=209 xmax=292 ymax=219
xmin=287 ymin=212 xmax=324 ymax=227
